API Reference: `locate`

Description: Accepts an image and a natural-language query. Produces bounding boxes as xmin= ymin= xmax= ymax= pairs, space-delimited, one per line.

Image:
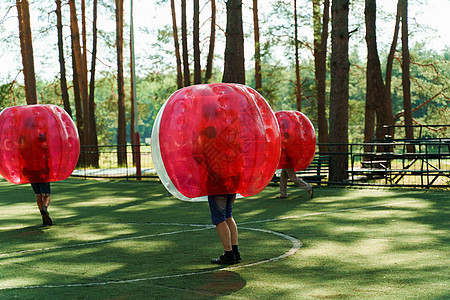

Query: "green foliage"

xmin=92 ymin=77 xmax=120 ymax=144
xmin=347 ymin=44 xmax=450 ymax=142
xmin=2 ymin=42 xmax=448 ymax=145
xmin=0 ymin=82 xmax=26 ymax=110
xmin=136 ymin=71 xmax=178 ymax=139
xmin=408 ymin=45 xmax=450 ymax=126
xmin=0 ymin=83 xmax=10 ymax=111
xmin=2 ymin=0 xmax=448 ymax=146
xmin=36 ymin=80 xmax=63 ymax=106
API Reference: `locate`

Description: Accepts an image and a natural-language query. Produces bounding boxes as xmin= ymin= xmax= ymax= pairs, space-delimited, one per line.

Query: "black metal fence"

xmin=71 ymin=139 xmax=450 ymax=188
xmin=347 ymin=139 xmax=450 ymax=188
xmin=72 ymin=144 xmax=156 ymax=180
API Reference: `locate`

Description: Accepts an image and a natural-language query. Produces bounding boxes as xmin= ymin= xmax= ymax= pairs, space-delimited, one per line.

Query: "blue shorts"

xmin=208 ymin=194 xmax=236 ymax=225
xmin=31 ymin=182 xmax=51 ymax=195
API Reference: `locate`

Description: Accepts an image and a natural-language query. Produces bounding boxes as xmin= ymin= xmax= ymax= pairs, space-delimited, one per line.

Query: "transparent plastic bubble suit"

xmin=275 ymin=110 xmax=316 ymax=171
xmin=151 ymin=83 xmax=281 ymax=201
xmin=0 ymin=104 xmax=80 ymax=184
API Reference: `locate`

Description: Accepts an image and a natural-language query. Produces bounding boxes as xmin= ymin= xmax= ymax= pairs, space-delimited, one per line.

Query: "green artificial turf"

xmin=0 ymin=178 xmax=448 ymax=299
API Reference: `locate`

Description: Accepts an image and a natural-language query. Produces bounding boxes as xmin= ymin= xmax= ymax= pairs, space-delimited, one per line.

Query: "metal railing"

xmin=347 ymin=139 xmax=450 ymax=188
xmin=72 ymin=144 xmax=157 ymax=180
xmin=71 ymin=139 xmax=450 ymax=188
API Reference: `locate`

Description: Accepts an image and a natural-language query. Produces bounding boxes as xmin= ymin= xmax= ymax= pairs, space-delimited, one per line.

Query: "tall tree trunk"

xmin=193 ymin=0 xmax=201 ymax=84
xmin=400 ymin=0 xmax=414 ymax=152
xmin=329 ymin=0 xmax=349 ymax=182
xmin=364 ymin=0 xmax=387 ymax=151
xmin=69 ymin=0 xmax=88 ymax=148
xmin=116 ymin=0 xmax=127 ymax=165
xmin=313 ymin=0 xmax=330 ymax=153
xmin=55 ymin=0 xmax=71 ymax=116
xmin=253 ymin=0 xmax=262 ymax=91
xmin=72 ymin=41 xmax=84 ymax=161
xmin=16 ymin=0 xmax=37 ymax=105
xmin=81 ymin=0 xmax=88 ymax=86
xmin=80 ymin=0 xmax=90 ymax=148
xmin=223 ymin=0 xmax=245 ymax=84
xmin=204 ymin=0 xmax=216 ymax=83
xmin=181 ymin=0 xmax=190 ymax=86
xmin=170 ymin=0 xmax=183 ymax=89
xmin=293 ymin=0 xmax=302 ymax=111
xmin=88 ymin=0 xmax=99 ymax=167
xmin=130 ymin=33 xmax=136 ymax=163
xmin=130 ymin=0 xmax=137 ymax=164
xmin=384 ymin=0 xmax=401 ymax=139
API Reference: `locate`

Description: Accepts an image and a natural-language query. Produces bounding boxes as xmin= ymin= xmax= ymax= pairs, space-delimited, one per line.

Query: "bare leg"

xmin=38 ymin=193 xmax=53 ymax=225
xmin=42 ymin=194 xmax=51 ymax=208
xmin=215 ymin=221 xmax=232 ymax=251
xmin=225 ymin=217 xmax=238 ymax=246
xmin=210 ymin=195 xmax=238 ymax=264
xmin=36 ymin=193 xmax=51 ymax=209
xmin=285 ymin=168 xmax=312 ymax=192
xmin=36 ymin=194 xmax=44 ymax=210
xmin=276 ymin=169 xmax=289 ymax=198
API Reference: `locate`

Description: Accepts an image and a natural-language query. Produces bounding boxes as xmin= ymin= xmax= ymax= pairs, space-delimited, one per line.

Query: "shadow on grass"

xmin=241 ymin=187 xmax=449 ymax=299
xmin=0 ymin=178 xmax=448 ymax=299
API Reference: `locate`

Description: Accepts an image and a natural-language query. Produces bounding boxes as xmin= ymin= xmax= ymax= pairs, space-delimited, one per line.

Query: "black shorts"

xmin=208 ymin=194 xmax=236 ymax=225
xmin=31 ymin=182 xmax=51 ymax=195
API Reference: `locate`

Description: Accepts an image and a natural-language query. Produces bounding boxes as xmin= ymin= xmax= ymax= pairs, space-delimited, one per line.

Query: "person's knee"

xmin=225 ymin=217 xmax=236 ymax=228
xmin=286 ymin=171 xmax=297 ymax=180
xmin=215 ymin=220 xmax=226 ymax=226
xmin=287 ymin=174 xmax=297 ymax=181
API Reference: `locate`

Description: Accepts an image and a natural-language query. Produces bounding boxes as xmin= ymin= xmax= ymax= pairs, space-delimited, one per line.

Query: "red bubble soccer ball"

xmin=275 ymin=110 xmax=316 ymax=171
xmin=0 ymin=104 xmax=80 ymax=184
xmin=151 ymin=83 xmax=281 ymax=201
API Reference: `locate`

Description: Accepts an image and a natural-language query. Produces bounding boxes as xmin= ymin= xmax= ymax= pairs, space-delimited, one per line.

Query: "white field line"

xmin=0 ymin=225 xmax=301 ymax=290
xmin=0 ymin=200 xmax=417 ymax=290
xmin=0 ymin=226 xmax=213 ymax=258
xmin=239 ymin=200 xmax=418 ymax=225
xmin=0 ymin=200 xmax=418 ymax=231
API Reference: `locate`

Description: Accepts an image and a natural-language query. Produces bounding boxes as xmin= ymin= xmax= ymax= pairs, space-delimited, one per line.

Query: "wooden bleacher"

xmin=349 ymin=125 xmax=450 ymax=187
xmin=272 ymin=153 xmax=330 ymax=185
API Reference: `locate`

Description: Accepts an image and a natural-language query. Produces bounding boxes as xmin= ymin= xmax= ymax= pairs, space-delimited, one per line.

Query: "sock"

xmin=232 ymin=245 xmax=239 ymax=254
xmin=43 ymin=206 xmax=48 ymax=212
xmin=224 ymin=250 xmax=234 ymax=258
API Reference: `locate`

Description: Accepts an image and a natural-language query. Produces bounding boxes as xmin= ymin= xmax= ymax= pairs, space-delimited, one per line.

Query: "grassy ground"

xmin=0 ymin=178 xmax=448 ymax=299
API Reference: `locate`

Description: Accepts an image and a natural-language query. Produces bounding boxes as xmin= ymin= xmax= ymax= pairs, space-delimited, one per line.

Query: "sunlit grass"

xmin=0 ymin=179 xmax=448 ymax=299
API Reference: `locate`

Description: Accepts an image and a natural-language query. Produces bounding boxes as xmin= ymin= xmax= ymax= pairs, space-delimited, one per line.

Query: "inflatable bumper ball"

xmin=275 ymin=110 xmax=316 ymax=171
xmin=0 ymin=104 xmax=80 ymax=184
xmin=151 ymin=83 xmax=281 ymax=201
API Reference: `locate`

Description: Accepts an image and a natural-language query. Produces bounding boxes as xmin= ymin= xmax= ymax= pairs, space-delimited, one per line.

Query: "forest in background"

xmin=0 ymin=0 xmax=449 ymax=173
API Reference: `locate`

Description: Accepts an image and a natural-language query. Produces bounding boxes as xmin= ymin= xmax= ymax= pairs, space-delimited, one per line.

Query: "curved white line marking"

xmin=0 ymin=200 xmax=417 ymax=290
xmin=0 ymin=226 xmax=213 ymax=258
xmin=239 ymin=200 xmax=418 ymax=225
xmin=0 ymin=224 xmax=301 ymax=290
xmin=0 ymin=200 xmax=418 ymax=232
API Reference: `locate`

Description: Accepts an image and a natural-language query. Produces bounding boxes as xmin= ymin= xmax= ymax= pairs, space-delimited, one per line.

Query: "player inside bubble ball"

xmin=208 ymin=194 xmax=241 ymax=264
xmin=276 ymin=167 xmax=313 ymax=199
xmin=275 ymin=131 xmax=313 ymax=200
xmin=197 ymin=114 xmax=242 ymax=265
xmin=19 ymin=130 xmax=53 ymax=226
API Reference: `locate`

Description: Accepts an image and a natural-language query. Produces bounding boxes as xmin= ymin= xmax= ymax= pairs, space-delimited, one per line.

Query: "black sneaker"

xmin=234 ymin=252 xmax=242 ymax=263
xmin=211 ymin=254 xmax=236 ymax=265
xmin=40 ymin=209 xmax=53 ymax=226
